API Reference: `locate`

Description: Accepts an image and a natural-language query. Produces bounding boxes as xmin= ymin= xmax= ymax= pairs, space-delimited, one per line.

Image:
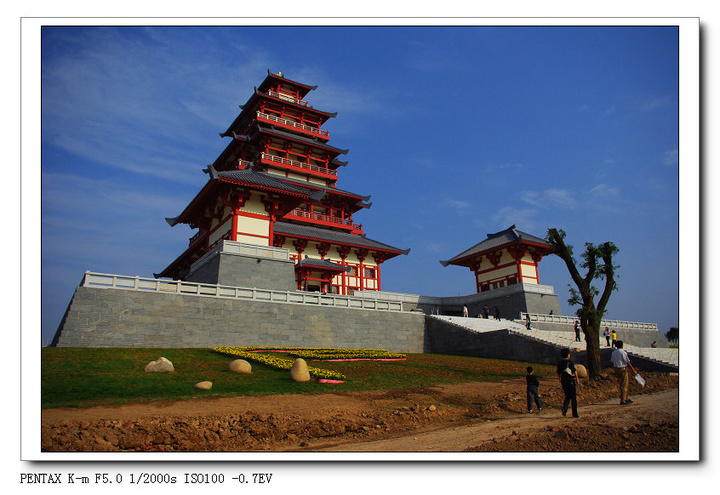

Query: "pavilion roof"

xmin=274 ymin=222 xmax=410 ymax=256
xmin=277 ymin=174 xmax=370 ymax=207
xmin=295 ymin=257 xmax=351 ymax=273
xmin=165 ymin=167 xmax=324 ymax=227
xmin=440 ymin=225 xmax=552 ymax=267
xmin=253 ymin=124 xmax=349 ymax=154
xmin=258 ymin=70 xmax=317 ymax=98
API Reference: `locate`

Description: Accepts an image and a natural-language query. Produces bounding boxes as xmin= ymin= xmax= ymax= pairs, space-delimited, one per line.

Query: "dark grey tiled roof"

xmin=296 ymin=257 xmax=350 ymax=272
xmin=212 ymin=168 xmax=325 ymax=201
xmin=274 ymin=222 xmax=410 ymax=255
xmin=440 ymin=225 xmax=551 ymax=266
xmin=277 ymin=175 xmax=370 ymax=203
xmin=254 ymin=125 xmax=349 ymax=154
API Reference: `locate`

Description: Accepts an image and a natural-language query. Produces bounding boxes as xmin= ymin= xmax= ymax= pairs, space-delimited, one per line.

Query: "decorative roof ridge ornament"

xmin=486 ymin=224 xmax=517 ymax=239
xmin=164 ymin=216 xmax=180 ymax=227
xmin=266 ymin=69 xmax=318 ymax=90
xmin=202 ymin=164 xmax=219 ymax=180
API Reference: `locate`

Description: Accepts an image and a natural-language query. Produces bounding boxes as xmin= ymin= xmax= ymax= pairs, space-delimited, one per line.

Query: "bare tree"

xmin=546 ymin=228 xmax=619 ymax=379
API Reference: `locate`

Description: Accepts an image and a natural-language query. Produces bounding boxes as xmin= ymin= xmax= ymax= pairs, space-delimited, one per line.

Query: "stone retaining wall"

xmin=425 ymin=317 xmax=676 ymax=372
xmin=52 ymin=286 xmax=427 ymax=352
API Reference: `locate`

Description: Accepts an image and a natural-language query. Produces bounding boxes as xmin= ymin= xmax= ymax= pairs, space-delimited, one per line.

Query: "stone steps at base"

xmin=429 ymin=315 xmax=678 ymax=368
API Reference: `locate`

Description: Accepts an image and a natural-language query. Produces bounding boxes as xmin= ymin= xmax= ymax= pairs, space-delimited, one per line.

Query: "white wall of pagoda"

xmin=208 ymin=202 xmax=232 ymax=247
xmin=475 ymin=250 xmax=540 ymax=291
xmin=233 ymin=194 xmax=271 ymax=246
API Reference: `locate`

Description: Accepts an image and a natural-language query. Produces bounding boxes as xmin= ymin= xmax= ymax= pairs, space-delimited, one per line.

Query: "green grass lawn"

xmin=41 ymin=347 xmax=556 ymax=409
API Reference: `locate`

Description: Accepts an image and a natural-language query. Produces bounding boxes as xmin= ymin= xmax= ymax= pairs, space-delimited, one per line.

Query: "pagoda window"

xmin=364 ymin=267 xmax=376 ymax=278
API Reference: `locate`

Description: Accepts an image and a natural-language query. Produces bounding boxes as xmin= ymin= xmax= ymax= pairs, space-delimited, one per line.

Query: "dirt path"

xmin=313 ymin=389 xmax=678 ymax=452
xmin=41 ymin=370 xmax=678 ymax=453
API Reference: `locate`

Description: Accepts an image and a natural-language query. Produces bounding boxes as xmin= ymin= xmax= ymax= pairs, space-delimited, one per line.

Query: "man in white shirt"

xmin=611 ymin=340 xmax=633 ymax=405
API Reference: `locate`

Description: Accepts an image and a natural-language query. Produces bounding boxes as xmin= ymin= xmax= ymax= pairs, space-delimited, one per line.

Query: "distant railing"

xmin=257 ymin=111 xmax=329 ymax=138
xmin=267 ymin=90 xmax=309 ymax=107
xmin=522 ymin=313 xmax=658 ymax=331
xmin=80 ymin=271 xmax=407 ymax=313
xmin=287 ymin=208 xmax=360 ymax=230
xmin=260 ymin=152 xmax=337 ymax=176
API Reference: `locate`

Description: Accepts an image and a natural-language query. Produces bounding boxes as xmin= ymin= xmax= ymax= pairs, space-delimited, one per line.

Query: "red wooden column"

xmin=530 ymin=249 xmax=544 ymax=283
xmin=507 ymin=244 xmax=528 ymax=284
xmin=372 ymin=252 xmax=388 ymax=291
xmin=355 ymin=248 xmax=368 ymax=291
xmin=225 ymin=190 xmax=251 ymax=242
xmin=262 ymin=198 xmax=286 ymax=246
xmin=337 ymin=246 xmax=351 ymax=295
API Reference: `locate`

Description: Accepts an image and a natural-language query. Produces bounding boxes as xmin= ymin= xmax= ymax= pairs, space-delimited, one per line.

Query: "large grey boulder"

xmin=229 ymin=359 xmax=252 ymax=374
xmin=289 ymin=358 xmax=311 ymax=382
xmin=144 ymin=357 xmax=174 ymax=373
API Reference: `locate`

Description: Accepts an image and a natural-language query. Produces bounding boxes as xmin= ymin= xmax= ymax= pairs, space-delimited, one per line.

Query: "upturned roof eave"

xmin=440 ymin=226 xmax=553 ymax=267
xmin=274 ymin=222 xmax=410 ymax=257
xmin=260 ymin=70 xmax=318 ymax=96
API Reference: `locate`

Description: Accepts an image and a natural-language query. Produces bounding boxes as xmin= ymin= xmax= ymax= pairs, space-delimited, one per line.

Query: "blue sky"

xmin=39 ymin=25 xmax=682 ymax=345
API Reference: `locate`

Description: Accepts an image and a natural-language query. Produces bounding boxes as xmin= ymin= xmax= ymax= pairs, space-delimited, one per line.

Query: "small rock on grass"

xmin=145 ymin=357 xmax=174 ymax=373
xmin=194 ymin=381 xmax=212 ymax=390
xmin=228 ymin=359 xmax=252 ymax=373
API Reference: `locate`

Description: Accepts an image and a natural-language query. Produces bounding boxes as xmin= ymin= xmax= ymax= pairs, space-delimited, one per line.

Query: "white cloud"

xmin=663 ymin=149 xmax=679 ymax=166
xmin=445 ymin=198 xmax=471 ymax=211
xmin=641 ymin=95 xmax=675 ymax=112
xmin=588 ymin=183 xmax=621 ymax=202
xmin=521 ymin=188 xmax=576 ymax=209
xmin=491 ymin=206 xmax=538 ymax=231
xmin=425 ymin=242 xmax=449 ymax=253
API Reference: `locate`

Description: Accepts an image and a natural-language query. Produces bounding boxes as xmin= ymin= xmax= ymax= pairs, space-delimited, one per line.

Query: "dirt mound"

xmin=41 ymin=371 xmax=679 ymax=453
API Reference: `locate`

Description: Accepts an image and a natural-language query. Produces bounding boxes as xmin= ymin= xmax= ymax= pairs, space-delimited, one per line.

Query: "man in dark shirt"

xmin=525 ymin=366 xmax=543 ymax=413
xmin=556 ymin=348 xmax=580 ymax=418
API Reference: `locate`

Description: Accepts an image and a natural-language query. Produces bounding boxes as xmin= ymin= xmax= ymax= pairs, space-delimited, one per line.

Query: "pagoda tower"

xmin=156 ymin=71 xmax=409 ymax=295
xmin=440 ymin=225 xmax=554 ymax=293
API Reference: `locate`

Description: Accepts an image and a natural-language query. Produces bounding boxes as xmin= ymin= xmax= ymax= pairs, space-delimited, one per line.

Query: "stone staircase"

xmin=429 ymin=315 xmax=678 ymax=369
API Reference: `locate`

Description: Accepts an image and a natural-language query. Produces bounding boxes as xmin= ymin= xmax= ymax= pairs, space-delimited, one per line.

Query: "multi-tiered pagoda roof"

xmin=157 ymin=70 xmax=408 ymax=294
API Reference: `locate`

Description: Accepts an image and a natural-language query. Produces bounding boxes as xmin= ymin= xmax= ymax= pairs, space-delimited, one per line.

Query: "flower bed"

xmin=211 ymin=346 xmax=407 ymax=383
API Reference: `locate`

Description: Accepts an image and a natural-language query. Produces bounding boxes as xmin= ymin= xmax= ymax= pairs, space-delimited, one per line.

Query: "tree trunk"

xmin=584 ymin=317 xmax=602 ymax=378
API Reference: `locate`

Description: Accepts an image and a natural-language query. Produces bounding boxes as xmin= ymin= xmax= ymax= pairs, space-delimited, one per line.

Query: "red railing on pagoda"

xmin=188 ymin=229 xmax=208 ymax=248
xmin=267 ymin=89 xmax=309 ymax=107
xmin=260 ymin=152 xmax=337 ymax=177
xmin=237 ymin=158 xmax=253 ymax=169
xmin=286 ymin=208 xmax=362 ymax=232
xmin=256 ymin=111 xmax=330 ymax=139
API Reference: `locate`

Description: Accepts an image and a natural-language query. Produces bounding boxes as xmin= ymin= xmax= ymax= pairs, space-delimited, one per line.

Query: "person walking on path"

xmin=494 ymin=306 xmax=501 ymax=320
xmin=611 ymin=340 xmax=633 ymax=405
xmin=611 ymin=329 xmax=617 ymax=348
xmin=574 ymin=320 xmax=582 ymax=342
xmin=483 ymin=305 xmax=490 ymax=319
xmin=556 ymin=348 xmax=580 ymax=418
xmin=463 ymin=305 xmax=469 ymax=317
xmin=525 ymin=313 xmax=531 ymax=330
xmin=525 ymin=366 xmax=543 ymax=413
xmin=603 ymin=327 xmax=611 ymax=347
